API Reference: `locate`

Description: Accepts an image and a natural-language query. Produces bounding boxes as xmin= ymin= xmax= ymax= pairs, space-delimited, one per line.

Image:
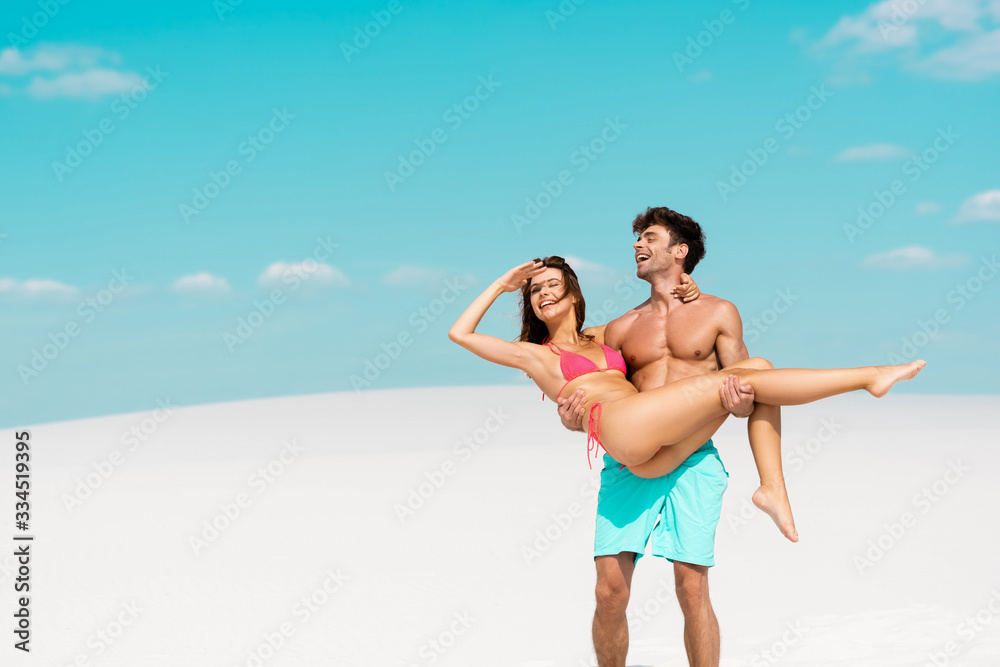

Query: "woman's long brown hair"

xmin=517 ymin=256 xmax=593 ymax=344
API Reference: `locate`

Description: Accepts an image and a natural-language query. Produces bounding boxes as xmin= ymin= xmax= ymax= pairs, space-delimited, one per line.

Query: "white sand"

xmin=10 ymin=387 xmax=1000 ymax=666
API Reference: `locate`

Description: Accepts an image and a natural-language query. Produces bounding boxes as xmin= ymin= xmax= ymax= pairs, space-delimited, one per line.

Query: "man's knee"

xmin=595 ymin=577 xmax=630 ymax=617
xmin=674 ymin=564 xmax=710 ymax=609
xmin=594 ymin=556 xmax=633 ymax=617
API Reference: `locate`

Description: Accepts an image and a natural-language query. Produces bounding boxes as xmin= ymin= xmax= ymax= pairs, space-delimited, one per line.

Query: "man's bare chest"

xmin=618 ymin=311 xmax=719 ymax=368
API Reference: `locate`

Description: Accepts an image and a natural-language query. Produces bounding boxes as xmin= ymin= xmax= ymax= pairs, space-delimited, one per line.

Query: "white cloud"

xmin=0 ymin=277 xmax=78 ymax=300
xmin=915 ymin=201 xmax=942 ymax=215
xmin=563 ymin=255 xmax=622 ymax=286
xmin=914 ymin=0 xmax=987 ymax=30
xmin=815 ymin=0 xmax=1000 ymax=81
xmin=257 ymin=261 xmax=350 ymax=288
xmin=27 ymin=68 xmax=146 ymax=99
xmin=170 ymin=272 xmax=231 ymax=295
xmin=917 ymin=29 xmax=1000 ymax=80
xmin=816 ymin=1 xmax=922 ymax=52
xmin=382 ymin=265 xmax=445 ymax=287
xmin=563 ymin=255 xmax=613 ymax=274
xmin=835 ymin=143 xmax=911 ymax=161
xmin=0 ymin=44 xmax=114 ymax=75
xmin=862 ymin=245 xmax=969 ymax=269
xmin=0 ymin=44 xmax=144 ymax=99
xmin=955 ymin=189 xmax=1000 ymax=222
xmin=381 ymin=265 xmax=476 ymax=291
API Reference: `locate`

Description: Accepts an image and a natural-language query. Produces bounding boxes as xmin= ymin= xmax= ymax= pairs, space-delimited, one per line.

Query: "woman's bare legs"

xmin=746 ymin=400 xmax=797 ymax=542
xmin=627 ymin=357 xmax=795 ymax=542
xmin=627 ymin=414 xmax=727 ymax=478
xmin=598 ymin=358 xmax=925 ymax=467
xmin=628 ymin=396 xmax=798 ymax=542
xmin=721 ymin=358 xmax=797 ymax=542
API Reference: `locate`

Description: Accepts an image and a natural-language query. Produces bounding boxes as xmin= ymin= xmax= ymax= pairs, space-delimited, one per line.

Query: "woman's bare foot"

xmin=752 ymin=482 xmax=798 ymax=543
xmin=868 ymin=360 xmax=927 ymax=398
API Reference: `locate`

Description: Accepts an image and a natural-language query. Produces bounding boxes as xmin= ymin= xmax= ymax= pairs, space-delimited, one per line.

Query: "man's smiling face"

xmin=633 ymin=225 xmax=679 ymax=280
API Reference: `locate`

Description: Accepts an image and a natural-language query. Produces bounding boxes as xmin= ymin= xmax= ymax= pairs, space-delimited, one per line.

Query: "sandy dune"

xmin=10 ymin=387 xmax=1000 ymax=666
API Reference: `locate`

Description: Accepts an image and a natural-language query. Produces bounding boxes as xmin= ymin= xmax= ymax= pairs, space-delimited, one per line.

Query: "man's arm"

xmin=715 ymin=299 xmax=756 ymax=418
xmin=558 ymin=274 xmax=702 ymax=432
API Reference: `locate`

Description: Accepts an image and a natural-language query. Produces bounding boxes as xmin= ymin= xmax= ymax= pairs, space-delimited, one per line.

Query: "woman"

xmin=449 ymin=257 xmax=925 ymax=531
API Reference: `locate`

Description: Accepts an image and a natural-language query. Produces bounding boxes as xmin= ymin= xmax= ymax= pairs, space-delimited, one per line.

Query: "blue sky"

xmin=2 ymin=0 xmax=998 ymax=426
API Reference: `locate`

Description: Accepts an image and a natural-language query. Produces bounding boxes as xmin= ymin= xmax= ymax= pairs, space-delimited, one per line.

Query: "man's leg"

xmin=593 ymin=552 xmax=637 ymax=667
xmin=649 ymin=439 xmax=728 ymax=667
xmin=593 ymin=449 xmax=666 ymax=667
xmin=673 ymin=560 xmax=719 ymax=667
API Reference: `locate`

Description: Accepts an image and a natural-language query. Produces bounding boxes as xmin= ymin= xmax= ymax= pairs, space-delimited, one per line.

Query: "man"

xmin=558 ymin=206 xmax=793 ymax=667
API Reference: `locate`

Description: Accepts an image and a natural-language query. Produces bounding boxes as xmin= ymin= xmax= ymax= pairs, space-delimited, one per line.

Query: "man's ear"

xmin=674 ymin=243 xmax=689 ymax=260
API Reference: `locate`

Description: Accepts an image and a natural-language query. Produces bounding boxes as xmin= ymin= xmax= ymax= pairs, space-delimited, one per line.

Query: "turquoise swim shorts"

xmin=594 ymin=439 xmax=729 ymax=567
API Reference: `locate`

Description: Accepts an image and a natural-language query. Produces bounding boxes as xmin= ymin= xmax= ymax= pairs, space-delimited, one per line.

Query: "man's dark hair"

xmin=632 ymin=207 xmax=707 ymax=274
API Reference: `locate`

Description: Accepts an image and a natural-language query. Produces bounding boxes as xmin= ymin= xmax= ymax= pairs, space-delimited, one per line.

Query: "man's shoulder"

xmin=690 ymin=293 xmax=738 ymax=315
xmin=604 ymin=302 xmax=647 ymax=347
xmin=607 ymin=300 xmax=648 ymax=330
xmin=679 ymin=294 xmax=741 ymax=335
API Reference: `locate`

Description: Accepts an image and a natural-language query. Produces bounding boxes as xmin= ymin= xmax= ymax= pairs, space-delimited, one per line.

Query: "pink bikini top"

xmin=541 ymin=336 xmax=628 ymax=400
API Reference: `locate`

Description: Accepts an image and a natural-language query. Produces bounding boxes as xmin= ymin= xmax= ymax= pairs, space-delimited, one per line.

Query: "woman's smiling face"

xmin=529 ymin=267 xmax=572 ymax=320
